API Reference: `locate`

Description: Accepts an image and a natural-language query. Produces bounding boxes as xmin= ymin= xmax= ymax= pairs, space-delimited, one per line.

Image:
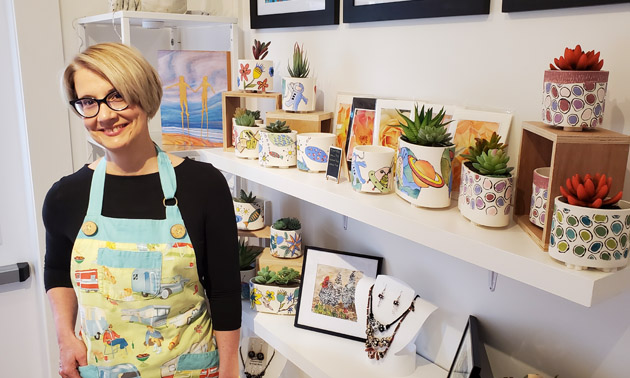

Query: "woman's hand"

xmin=58 ymin=335 xmax=87 ymax=378
xmin=47 ymin=287 xmax=87 ymax=378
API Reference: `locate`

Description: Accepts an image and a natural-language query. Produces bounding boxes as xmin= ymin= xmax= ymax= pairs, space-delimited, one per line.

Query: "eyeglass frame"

xmin=68 ymin=90 xmax=129 ymax=118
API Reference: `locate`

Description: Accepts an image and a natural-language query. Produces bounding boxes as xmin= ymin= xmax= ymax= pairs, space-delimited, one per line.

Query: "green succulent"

xmin=234 ymin=107 xmax=261 ymax=121
xmin=233 ymin=189 xmax=257 ymax=203
xmin=287 ymin=42 xmax=310 ymax=78
xmin=395 ymin=105 xmax=453 ymax=147
xmin=235 ymin=113 xmax=256 ymax=127
xmin=470 ymin=149 xmax=514 ymax=177
xmin=272 ymin=217 xmax=301 ymax=231
xmin=460 ymin=132 xmax=507 ymax=162
xmin=265 ymin=120 xmax=291 ymax=133
xmin=239 ymin=240 xmax=263 ymax=270
xmin=248 ymin=109 xmax=261 ymax=120
xmin=253 ymin=266 xmax=300 ymax=285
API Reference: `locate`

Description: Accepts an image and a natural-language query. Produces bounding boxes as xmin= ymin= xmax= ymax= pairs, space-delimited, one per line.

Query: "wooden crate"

xmin=514 ymin=121 xmax=630 ymax=250
xmin=256 ymin=247 xmax=304 ymax=274
xmin=222 ymin=91 xmax=282 ymax=150
xmin=265 ymin=110 xmax=333 ymax=134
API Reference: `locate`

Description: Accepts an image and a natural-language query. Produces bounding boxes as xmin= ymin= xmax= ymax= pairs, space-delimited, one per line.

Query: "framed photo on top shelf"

xmin=250 ymin=0 xmax=340 ymax=29
xmin=343 ymin=0 xmax=490 ymax=23
xmin=294 ymin=246 xmax=382 ymax=341
xmin=502 ymin=0 xmax=630 ymax=12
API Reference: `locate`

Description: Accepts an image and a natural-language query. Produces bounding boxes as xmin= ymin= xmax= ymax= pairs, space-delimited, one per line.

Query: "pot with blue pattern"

xmin=549 ymin=196 xmax=630 ymax=272
xmin=296 ymin=133 xmax=336 ymax=172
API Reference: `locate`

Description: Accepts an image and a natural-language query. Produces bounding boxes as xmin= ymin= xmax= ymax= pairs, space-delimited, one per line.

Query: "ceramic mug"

xmin=351 ymin=145 xmax=395 ymax=194
xmin=297 ymin=133 xmax=336 ymax=172
xmin=529 ymin=167 xmax=550 ymax=228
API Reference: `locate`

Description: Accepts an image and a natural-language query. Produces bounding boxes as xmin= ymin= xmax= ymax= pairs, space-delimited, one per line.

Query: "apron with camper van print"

xmin=70 ymin=147 xmax=218 ymax=378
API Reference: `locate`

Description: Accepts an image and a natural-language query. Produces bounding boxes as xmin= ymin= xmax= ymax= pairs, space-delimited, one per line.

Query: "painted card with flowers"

xmin=333 ymin=93 xmax=355 ymax=149
xmin=373 ymin=99 xmax=417 ymax=151
xmin=344 ymin=97 xmax=377 ymax=166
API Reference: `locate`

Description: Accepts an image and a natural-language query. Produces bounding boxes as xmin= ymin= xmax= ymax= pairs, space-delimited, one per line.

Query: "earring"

xmin=248 ymin=350 xmax=256 ymax=359
xmin=393 ymin=291 xmax=401 ymax=313
xmin=377 ymin=285 xmax=387 ymax=306
xmin=257 ymin=352 xmax=265 ymax=361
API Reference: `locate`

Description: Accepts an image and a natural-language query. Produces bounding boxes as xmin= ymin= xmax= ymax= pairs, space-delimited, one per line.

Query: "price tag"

xmin=326 ymin=146 xmax=348 ymax=183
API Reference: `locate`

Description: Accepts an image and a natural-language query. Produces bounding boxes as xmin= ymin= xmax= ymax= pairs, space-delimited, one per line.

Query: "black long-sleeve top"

xmin=43 ymin=158 xmax=241 ymax=331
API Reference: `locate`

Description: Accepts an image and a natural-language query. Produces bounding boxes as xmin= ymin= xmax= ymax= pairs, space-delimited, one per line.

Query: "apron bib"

xmin=71 ymin=148 xmax=218 ymax=378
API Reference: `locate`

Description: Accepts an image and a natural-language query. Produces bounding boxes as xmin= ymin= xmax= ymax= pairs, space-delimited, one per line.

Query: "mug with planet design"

xmin=458 ymin=162 xmax=513 ymax=227
xmin=350 ymin=145 xmax=395 ymax=194
xmin=529 ymin=167 xmax=550 ymax=228
xmin=297 ymin=133 xmax=336 ymax=172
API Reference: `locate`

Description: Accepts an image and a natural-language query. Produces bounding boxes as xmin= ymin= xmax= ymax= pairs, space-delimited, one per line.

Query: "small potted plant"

xmin=259 ymin=120 xmax=298 ymax=168
xmin=238 ymin=39 xmax=274 ymax=92
xmin=239 ymin=239 xmax=264 ymax=300
xmin=233 ymin=109 xmax=261 ymax=159
xmin=233 ymin=189 xmax=265 ymax=231
xmin=458 ymin=132 xmax=514 ymax=227
xmin=543 ymin=45 xmax=608 ymax=130
xmin=393 ymin=105 xmax=455 ymax=208
xmin=282 ymin=42 xmax=315 ymax=112
xmin=270 ymin=217 xmax=302 ymax=258
xmin=249 ymin=266 xmax=301 ymax=315
xmin=549 ymin=173 xmax=629 ymax=272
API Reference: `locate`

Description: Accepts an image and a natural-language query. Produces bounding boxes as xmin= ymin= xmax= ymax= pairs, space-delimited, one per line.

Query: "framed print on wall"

xmin=294 ymin=246 xmax=383 ymax=341
xmin=343 ymin=0 xmax=490 ymax=23
xmin=502 ymin=0 xmax=630 ymax=12
xmin=250 ymin=0 xmax=340 ymax=29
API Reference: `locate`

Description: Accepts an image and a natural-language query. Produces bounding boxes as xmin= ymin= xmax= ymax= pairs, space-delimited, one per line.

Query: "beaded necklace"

xmin=239 ymin=345 xmax=276 ymax=378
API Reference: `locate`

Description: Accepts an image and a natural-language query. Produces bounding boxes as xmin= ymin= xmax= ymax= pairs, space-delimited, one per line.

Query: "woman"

xmin=43 ymin=43 xmax=240 ymax=378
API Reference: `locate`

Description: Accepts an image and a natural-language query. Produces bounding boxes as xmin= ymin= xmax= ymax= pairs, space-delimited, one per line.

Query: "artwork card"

xmin=158 ymin=50 xmax=231 ymax=147
xmin=333 ymin=93 xmax=356 ymax=150
xmin=294 ymin=246 xmax=382 ymax=341
xmin=345 ymin=97 xmax=377 ymax=165
xmin=373 ymin=99 xmax=418 ymax=151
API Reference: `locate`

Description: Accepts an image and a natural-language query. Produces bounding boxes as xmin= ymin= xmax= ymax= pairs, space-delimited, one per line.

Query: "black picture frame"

xmin=343 ymin=0 xmax=490 ymax=23
xmin=250 ymin=0 xmax=340 ymax=29
xmin=294 ymin=246 xmax=383 ymax=342
xmin=502 ymin=0 xmax=630 ymax=12
xmin=448 ymin=316 xmax=493 ymax=378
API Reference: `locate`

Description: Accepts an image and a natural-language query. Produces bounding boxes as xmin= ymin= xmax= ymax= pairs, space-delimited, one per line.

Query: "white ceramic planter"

xmin=240 ymin=267 xmax=256 ymax=300
xmin=259 ymin=130 xmax=297 ymax=168
xmin=297 ymin=133 xmax=336 ymax=172
xmin=270 ymin=227 xmax=302 ymax=258
xmin=549 ymin=196 xmax=630 ymax=272
xmin=394 ymin=138 xmax=455 ymax=208
xmin=234 ymin=124 xmax=261 ymax=159
xmin=238 ymin=59 xmax=274 ymax=92
xmin=350 ymin=145 xmax=395 ymax=194
xmin=458 ymin=163 xmax=513 ymax=227
xmin=249 ymin=279 xmax=300 ymax=315
xmin=282 ymin=77 xmax=316 ymax=112
xmin=234 ymin=199 xmax=264 ymax=230
xmin=542 ymin=70 xmax=609 ymax=130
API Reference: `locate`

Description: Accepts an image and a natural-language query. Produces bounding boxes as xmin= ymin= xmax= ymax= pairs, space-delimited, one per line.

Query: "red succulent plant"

xmin=252 ymin=39 xmax=270 ymax=60
xmin=559 ymin=173 xmax=622 ymax=208
xmin=549 ymin=45 xmax=604 ymax=71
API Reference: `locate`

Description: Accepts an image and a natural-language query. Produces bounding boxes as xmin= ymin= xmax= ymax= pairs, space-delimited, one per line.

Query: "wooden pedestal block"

xmin=222 ymin=91 xmax=282 ymax=150
xmin=514 ymin=121 xmax=630 ymax=250
xmin=265 ymin=110 xmax=333 ymax=134
xmin=256 ymin=248 xmax=304 ymax=274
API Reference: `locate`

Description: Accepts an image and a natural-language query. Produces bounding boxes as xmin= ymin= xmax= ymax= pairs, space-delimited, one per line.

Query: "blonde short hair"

xmin=63 ymin=43 xmax=162 ymax=118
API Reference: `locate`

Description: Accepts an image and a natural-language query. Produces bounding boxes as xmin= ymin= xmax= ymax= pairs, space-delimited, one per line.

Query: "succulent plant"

xmin=549 ymin=45 xmax=604 ymax=71
xmin=265 ymin=120 xmax=291 ymax=133
xmin=252 ymin=39 xmax=271 ymax=60
xmin=287 ymin=42 xmax=310 ymax=78
xmin=560 ymin=173 xmax=622 ymax=208
xmin=233 ymin=189 xmax=257 ymax=203
xmin=239 ymin=239 xmax=263 ymax=270
xmin=272 ymin=217 xmax=301 ymax=231
xmin=234 ymin=107 xmax=261 ymax=121
xmin=468 ymin=149 xmax=514 ymax=177
xmin=253 ymin=266 xmax=301 ymax=286
xmin=395 ymin=105 xmax=453 ymax=147
xmin=235 ymin=112 xmax=256 ymax=127
xmin=461 ymin=132 xmax=508 ymax=162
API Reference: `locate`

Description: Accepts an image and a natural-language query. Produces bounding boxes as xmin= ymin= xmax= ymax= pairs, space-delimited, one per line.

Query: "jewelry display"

xmin=393 ymin=291 xmax=401 ymax=313
xmin=365 ymin=284 xmax=419 ymax=360
xmin=239 ymin=345 xmax=276 ymax=378
xmin=377 ymin=284 xmax=386 ymax=306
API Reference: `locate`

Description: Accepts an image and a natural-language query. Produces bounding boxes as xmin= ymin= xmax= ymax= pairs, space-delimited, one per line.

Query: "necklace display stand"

xmin=356 ymin=275 xmax=438 ymax=377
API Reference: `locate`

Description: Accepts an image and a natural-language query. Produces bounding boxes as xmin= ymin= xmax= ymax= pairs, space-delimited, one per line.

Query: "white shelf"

xmin=198 ymin=148 xmax=630 ymax=307
xmin=76 ymin=10 xmax=237 ymax=28
xmin=242 ymin=304 xmax=447 ymax=378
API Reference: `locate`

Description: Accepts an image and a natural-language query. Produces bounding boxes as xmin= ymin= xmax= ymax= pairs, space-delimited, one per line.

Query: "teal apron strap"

xmin=86 ymin=158 xmax=107 ymax=217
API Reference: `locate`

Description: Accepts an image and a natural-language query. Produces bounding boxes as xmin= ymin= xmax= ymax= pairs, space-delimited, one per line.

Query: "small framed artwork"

xmin=502 ymin=0 xmax=630 ymax=12
xmin=344 ymin=0 xmax=490 ymax=23
xmin=333 ymin=93 xmax=356 ymax=150
xmin=294 ymin=246 xmax=383 ymax=341
xmin=448 ymin=315 xmax=493 ymax=378
xmin=250 ymin=0 xmax=340 ymax=29
xmin=344 ymin=97 xmax=377 ymax=166
xmin=373 ymin=99 xmax=418 ymax=152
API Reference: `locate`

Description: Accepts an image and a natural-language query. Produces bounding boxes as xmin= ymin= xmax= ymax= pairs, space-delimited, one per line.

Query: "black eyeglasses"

xmin=69 ymin=90 xmax=129 ymax=118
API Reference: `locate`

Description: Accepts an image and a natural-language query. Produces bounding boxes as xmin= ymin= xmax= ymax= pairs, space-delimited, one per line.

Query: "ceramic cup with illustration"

xmin=529 ymin=167 xmax=550 ymax=228
xmin=350 ymin=145 xmax=395 ymax=194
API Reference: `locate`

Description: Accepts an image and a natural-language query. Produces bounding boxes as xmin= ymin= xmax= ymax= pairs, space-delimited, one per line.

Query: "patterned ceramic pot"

xmin=542 ymin=70 xmax=609 ymax=130
xmin=234 ymin=124 xmax=260 ymax=159
xmin=233 ymin=200 xmax=264 ymax=231
xmin=270 ymin=227 xmax=302 ymax=258
xmin=549 ymin=196 xmax=630 ymax=272
xmin=529 ymin=167 xmax=550 ymax=228
xmin=282 ymin=77 xmax=316 ymax=112
xmin=297 ymin=133 xmax=336 ymax=172
xmin=458 ymin=162 xmax=513 ymax=227
xmin=350 ymin=145 xmax=395 ymax=194
xmin=240 ymin=267 xmax=256 ymax=300
xmin=237 ymin=59 xmax=274 ymax=92
xmin=259 ymin=130 xmax=298 ymax=168
xmin=249 ymin=279 xmax=300 ymax=315
xmin=395 ymin=138 xmax=455 ymax=208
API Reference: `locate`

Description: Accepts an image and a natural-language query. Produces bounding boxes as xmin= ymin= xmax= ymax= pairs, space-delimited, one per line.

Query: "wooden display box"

xmin=222 ymin=91 xmax=282 ymax=150
xmin=266 ymin=110 xmax=333 ymax=134
xmin=256 ymin=247 xmax=304 ymax=274
xmin=514 ymin=121 xmax=630 ymax=250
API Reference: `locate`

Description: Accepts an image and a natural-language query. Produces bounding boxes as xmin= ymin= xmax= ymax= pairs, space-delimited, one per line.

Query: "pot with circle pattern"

xmin=549 ymin=196 xmax=630 ymax=272
xmin=457 ymin=162 xmax=513 ymax=227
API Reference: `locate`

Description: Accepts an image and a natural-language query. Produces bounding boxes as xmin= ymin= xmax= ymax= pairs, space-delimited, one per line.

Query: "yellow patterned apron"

xmin=71 ymin=148 xmax=218 ymax=378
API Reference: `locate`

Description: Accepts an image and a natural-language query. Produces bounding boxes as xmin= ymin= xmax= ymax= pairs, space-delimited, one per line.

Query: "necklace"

xmin=239 ymin=345 xmax=276 ymax=378
xmin=365 ymin=284 xmax=419 ymax=360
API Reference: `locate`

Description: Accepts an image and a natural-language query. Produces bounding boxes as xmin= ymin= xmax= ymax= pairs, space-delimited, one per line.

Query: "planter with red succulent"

xmin=543 ymin=45 xmax=609 ymax=131
xmin=549 ymin=173 xmax=630 ymax=272
xmin=238 ymin=39 xmax=274 ymax=92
